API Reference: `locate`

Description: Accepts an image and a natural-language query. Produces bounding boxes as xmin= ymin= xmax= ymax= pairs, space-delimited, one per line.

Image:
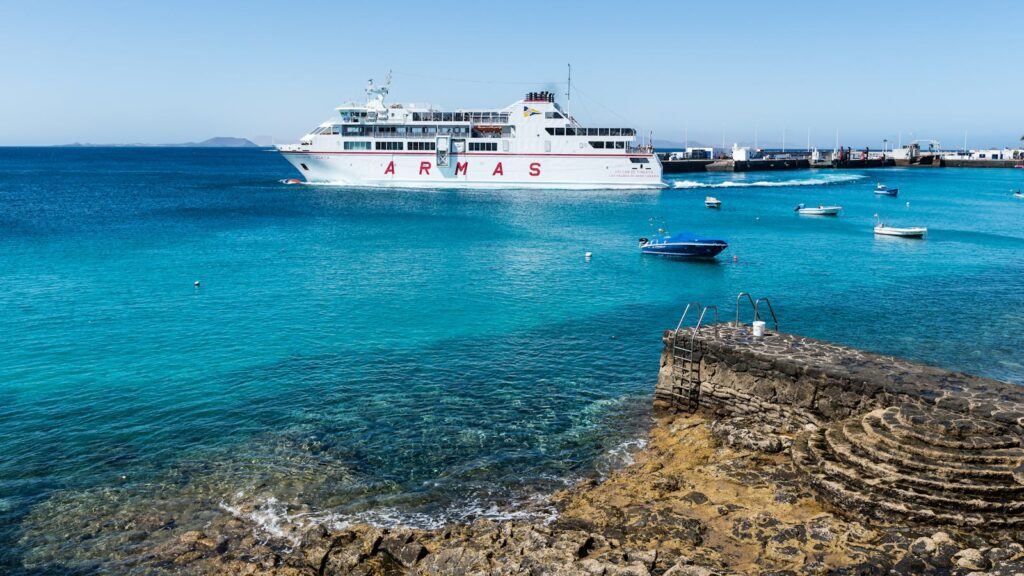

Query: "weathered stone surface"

xmin=954 ymin=547 xmax=992 ymax=571
xmin=656 ymin=325 xmax=1024 ymax=431
xmin=661 ymin=562 xmax=723 ymax=576
xmin=709 ymin=417 xmax=789 ymax=453
xmin=659 ymin=324 xmax=1024 ymax=528
xmin=792 ymin=405 xmax=1024 ymax=526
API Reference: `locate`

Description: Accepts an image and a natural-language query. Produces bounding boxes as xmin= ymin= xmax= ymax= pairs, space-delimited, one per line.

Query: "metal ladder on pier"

xmin=671 ymin=302 xmax=719 ymax=413
xmin=733 ymin=292 xmax=779 ymax=331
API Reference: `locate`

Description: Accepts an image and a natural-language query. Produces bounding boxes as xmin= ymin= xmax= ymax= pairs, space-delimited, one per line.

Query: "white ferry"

xmin=276 ymin=75 xmax=663 ymax=189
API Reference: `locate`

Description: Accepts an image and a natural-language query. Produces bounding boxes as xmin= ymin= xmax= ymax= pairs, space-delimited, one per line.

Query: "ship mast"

xmin=565 ymin=63 xmax=572 ymax=124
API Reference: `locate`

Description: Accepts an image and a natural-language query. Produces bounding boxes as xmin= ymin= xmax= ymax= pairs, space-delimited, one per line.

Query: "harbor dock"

xmin=659 ymin=141 xmax=1023 ymax=172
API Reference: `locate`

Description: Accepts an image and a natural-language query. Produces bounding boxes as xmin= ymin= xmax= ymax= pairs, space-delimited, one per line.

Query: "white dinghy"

xmin=794 ymin=203 xmax=842 ymax=216
xmin=874 ymin=214 xmax=926 ymax=238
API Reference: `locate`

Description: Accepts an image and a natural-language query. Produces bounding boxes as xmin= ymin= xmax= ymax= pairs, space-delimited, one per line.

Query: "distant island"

xmin=58 ymin=137 xmax=261 ymax=148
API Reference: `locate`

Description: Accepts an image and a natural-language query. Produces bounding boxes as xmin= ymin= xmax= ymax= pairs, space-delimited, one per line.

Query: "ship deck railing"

xmin=368 ymin=131 xmax=508 ymax=140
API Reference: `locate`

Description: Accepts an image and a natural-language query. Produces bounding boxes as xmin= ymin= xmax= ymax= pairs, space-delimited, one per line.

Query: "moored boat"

xmin=874 ymin=225 xmax=927 ymax=238
xmin=873 ymin=214 xmax=926 ymax=238
xmin=638 ymin=232 xmax=728 ymax=258
xmin=874 ymin=184 xmax=899 ymax=196
xmin=705 ymin=196 xmax=721 ymax=208
xmin=1013 ymin=190 xmax=1023 ymax=199
xmin=794 ymin=203 xmax=842 ymax=216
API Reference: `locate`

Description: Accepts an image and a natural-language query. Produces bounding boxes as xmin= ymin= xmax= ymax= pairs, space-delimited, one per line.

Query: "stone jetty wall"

xmin=656 ymin=324 xmax=1024 ymax=430
xmin=656 ymin=323 xmax=1024 ymax=527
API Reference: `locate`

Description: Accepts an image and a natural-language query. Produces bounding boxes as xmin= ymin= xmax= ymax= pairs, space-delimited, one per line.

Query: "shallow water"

xmin=2 ymin=148 xmax=1023 ymax=573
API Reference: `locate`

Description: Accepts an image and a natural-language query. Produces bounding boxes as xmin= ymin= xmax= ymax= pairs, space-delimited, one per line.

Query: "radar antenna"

xmin=366 ymin=70 xmax=392 ymax=109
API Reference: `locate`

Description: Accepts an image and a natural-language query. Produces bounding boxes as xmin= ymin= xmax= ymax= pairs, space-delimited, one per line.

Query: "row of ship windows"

xmin=411 ymin=112 xmax=511 ymax=123
xmin=544 ymin=127 xmax=636 ymax=136
xmin=590 ymin=141 xmax=627 ymax=149
xmin=342 ymin=141 xmax=498 ymax=151
xmin=341 ymin=141 xmax=629 ymax=152
xmin=318 ymin=126 xmax=475 ymax=136
xmin=318 ymin=124 xmax=636 ymax=138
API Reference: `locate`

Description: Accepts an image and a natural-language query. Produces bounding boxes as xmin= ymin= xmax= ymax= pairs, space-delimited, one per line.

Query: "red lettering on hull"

xmin=419 ymin=162 xmax=432 ymax=175
xmin=492 ymin=162 xmax=504 ymax=176
xmin=529 ymin=162 xmax=541 ymax=177
xmin=384 ymin=161 xmax=395 ymax=175
xmin=455 ymin=162 xmax=468 ymax=175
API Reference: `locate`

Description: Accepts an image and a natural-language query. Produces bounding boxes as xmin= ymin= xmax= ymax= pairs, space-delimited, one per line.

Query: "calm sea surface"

xmin=2 ymin=148 xmax=1023 ymax=573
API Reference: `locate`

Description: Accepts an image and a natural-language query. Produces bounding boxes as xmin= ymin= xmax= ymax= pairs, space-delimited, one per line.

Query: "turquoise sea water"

xmin=2 ymin=148 xmax=1023 ymax=573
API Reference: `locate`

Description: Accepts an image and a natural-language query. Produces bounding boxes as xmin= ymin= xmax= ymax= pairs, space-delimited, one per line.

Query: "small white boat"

xmin=705 ymin=196 xmax=722 ymax=208
xmin=794 ymin=203 xmax=842 ymax=216
xmin=874 ymin=184 xmax=899 ymax=196
xmin=1013 ymin=190 xmax=1023 ymax=199
xmin=874 ymin=225 xmax=927 ymax=238
xmin=873 ymin=215 xmax=926 ymax=238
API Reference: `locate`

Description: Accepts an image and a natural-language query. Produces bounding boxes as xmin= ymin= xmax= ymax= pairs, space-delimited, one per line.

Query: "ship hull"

xmin=278 ymin=150 xmax=665 ymax=189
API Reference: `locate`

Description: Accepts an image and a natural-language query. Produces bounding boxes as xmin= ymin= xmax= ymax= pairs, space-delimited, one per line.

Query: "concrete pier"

xmin=706 ymin=158 xmax=810 ymax=172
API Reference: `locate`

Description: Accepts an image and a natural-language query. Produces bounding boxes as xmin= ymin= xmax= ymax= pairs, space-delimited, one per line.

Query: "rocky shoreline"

xmin=132 ymin=410 xmax=1024 ymax=575
xmin=130 ymin=324 xmax=1024 ymax=575
xmin=23 ymin=325 xmax=1024 ymax=574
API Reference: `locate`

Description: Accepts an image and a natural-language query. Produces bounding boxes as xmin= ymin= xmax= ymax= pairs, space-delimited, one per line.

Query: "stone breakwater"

xmin=657 ymin=324 xmax=1024 ymax=529
xmin=29 ymin=326 xmax=1024 ymax=574
xmin=656 ymin=325 xmax=1024 ymax=427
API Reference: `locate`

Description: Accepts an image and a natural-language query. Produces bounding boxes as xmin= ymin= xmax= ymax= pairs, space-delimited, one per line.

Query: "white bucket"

xmin=752 ymin=320 xmax=766 ymax=337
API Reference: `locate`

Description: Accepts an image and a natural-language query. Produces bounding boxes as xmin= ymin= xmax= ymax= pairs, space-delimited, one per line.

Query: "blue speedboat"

xmin=874 ymin=184 xmax=899 ymax=196
xmin=638 ymin=232 xmax=728 ymax=258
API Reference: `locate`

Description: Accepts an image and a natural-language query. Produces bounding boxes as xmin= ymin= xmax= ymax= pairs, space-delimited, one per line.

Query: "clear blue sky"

xmin=2 ymin=0 xmax=1021 ymax=148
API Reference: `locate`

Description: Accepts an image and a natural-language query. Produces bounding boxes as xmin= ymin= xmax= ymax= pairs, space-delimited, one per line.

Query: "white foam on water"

xmin=220 ymin=489 xmax=563 ymax=540
xmin=326 ymin=494 xmax=561 ymax=532
xmin=604 ymin=437 xmax=648 ymax=468
xmin=216 ymin=419 xmax=649 ymax=542
xmin=594 ymin=436 xmax=649 ymax=478
xmin=219 ymin=494 xmax=308 ymax=548
xmin=672 ymin=173 xmax=865 ymax=189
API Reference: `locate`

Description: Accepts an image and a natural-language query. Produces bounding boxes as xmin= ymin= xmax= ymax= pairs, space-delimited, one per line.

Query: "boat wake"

xmin=672 ymin=174 xmax=865 ymax=189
